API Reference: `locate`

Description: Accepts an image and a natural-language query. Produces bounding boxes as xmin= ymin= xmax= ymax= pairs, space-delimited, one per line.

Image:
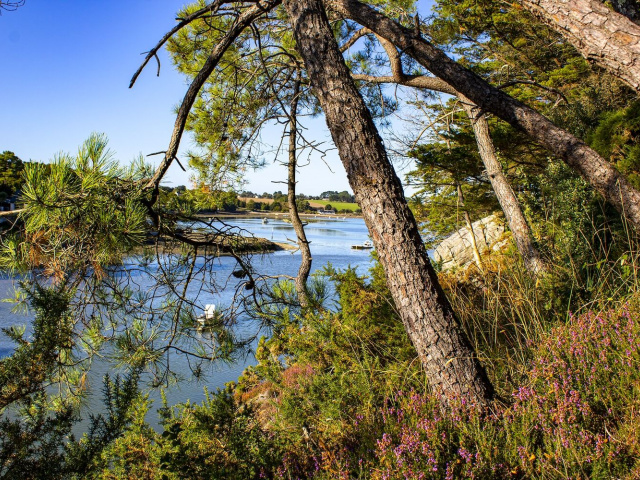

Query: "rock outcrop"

xmin=433 ymin=214 xmax=506 ymax=271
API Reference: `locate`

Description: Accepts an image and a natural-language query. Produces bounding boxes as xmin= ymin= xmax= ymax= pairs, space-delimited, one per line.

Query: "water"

xmin=0 ymin=216 xmax=373 ymax=428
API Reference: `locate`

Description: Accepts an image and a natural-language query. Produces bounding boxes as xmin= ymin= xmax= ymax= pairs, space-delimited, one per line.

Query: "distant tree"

xmin=211 ymin=190 xmax=238 ymax=212
xmin=0 ymin=151 xmax=25 ymax=197
xmin=273 ymin=192 xmax=287 ymax=204
xmin=328 ymin=190 xmax=355 ymax=202
xmin=246 ymin=199 xmax=256 ymax=210
xmin=320 ymin=190 xmax=338 ymax=199
xmin=324 ymin=204 xmax=334 ymax=212
xmin=296 ymin=199 xmax=311 ymax=212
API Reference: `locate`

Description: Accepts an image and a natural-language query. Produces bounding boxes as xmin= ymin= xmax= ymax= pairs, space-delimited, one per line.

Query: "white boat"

xmin=196 ymin=304 xmax=217 ymax=327
xmin=262 ymin=218 xmax=269 ymax=224
xmin=351 ymin=240 xmax=373 ymax=250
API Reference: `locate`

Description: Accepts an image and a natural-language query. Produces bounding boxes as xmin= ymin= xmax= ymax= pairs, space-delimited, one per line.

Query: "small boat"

xmin=196 ymin=304 xmax=217 ymax=328
xmin=262 ymin=218 xmax=269 ymax=224
xmin=351 ymin=240 xmax=373 ymax=250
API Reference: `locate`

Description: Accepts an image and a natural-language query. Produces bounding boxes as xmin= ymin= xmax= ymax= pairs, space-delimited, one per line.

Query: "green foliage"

xmin=517 ymin=159 xmax=633 ymax=309
xmin=407 ymin=126 xmax=498 ymax=244
xmin=0 ymin=283 xmax=74 ymax=409
xmin=155 ymin=387 xmax=277 ymax=480
xmin=176 ymin=188 xmax=238 ymax=213
xmin=0 ymin=392 xmax=76 ymax=480
xmin=0 ymin=283 xmax=144 ymax=479
xmin=0 ymin=134 xmax=149 ymax=278
xmin=87 ymin=255 xmax=640 ymax=479
xmin=166 ymin=1 xmax=301 ymax=189
xmin=0 ymin=151 xmax=24 ymax=198
xmin=588 ymin=101 xmax=640 ymax=189
xmin=233 ymin=265 xmax=420 ymax=473
xmin=295 ymin=198 xmax=313 ymax=212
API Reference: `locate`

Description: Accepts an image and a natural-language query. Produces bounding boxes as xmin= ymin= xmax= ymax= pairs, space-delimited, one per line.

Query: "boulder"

xmin=433 ymin=214 xmax=506 ymax=271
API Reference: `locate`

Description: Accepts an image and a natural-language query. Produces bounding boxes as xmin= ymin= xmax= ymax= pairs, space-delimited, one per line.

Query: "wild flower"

xmin=335 ymin=304 xmax=640 ymax=479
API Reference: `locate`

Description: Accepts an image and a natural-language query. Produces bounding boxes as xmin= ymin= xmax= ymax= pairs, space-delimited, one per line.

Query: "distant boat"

xmin=351 ymin=240 xmax=373 ymax=250
xmin=196 ymin=304 xmax=217 ymax=328
xmin=262 ymin=218 xmax=269 ymax=224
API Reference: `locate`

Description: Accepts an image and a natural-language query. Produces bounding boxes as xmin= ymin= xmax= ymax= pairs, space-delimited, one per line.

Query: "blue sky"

xmin=1 ymin=1 xmax=433 ymax=195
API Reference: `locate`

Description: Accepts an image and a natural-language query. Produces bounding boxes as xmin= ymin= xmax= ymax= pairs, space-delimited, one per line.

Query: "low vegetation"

xmin=60 ymin=246 xmax=640 ymax=479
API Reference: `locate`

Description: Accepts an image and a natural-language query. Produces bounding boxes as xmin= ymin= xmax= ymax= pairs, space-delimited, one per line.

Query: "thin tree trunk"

xmin=460 ymin=101 xmax=548 ymax=275
xmin=457 ymin=183 xmax=485 ymax=273
xmin=331 ymin=0 xmax=640 ymax=231
xmin=351 ymin=69 xmax=548 ymax=274
xmin=517 ymin=0 xmax=640 ymax=91
xmin=287 ymin=80 xmax=312 ymax=307
xmin=284 ymin=0 xmax=494 ymax=405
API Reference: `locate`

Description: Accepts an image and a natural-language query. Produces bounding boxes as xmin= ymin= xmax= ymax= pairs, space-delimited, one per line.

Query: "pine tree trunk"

xmin=287 ymin=80 xmax=312 ymax=307
xmin=461 ymin=102 xmax=548 ymax=275
xmin=332 ymin=0 xmax=640 ymax=231
xmin=518 ymin=0 xmax=640 ymax=91
xmin=283 ymin=0 xmax=494 ymax=405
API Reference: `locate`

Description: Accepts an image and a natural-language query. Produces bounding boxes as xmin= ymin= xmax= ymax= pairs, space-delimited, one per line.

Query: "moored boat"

xmin=351 ymin=240 xmax=373 ymax=250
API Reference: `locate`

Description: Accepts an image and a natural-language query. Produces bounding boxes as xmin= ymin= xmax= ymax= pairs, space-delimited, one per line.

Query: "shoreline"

xmin=195 ymin=210 xmax=363 ymax=220
xmin=136 ymin=233 xmax=297 ymax=257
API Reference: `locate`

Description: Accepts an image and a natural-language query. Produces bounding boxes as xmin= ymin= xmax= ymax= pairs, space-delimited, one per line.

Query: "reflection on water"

xmin=0 ymin=217 xmax=373 ymax=429
xmin=304 ymin=227 xmax=346 ymax=236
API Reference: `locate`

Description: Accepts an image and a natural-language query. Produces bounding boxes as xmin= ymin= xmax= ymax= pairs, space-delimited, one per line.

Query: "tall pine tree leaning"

xmin=282 ymin=0 xmax=495 ymax=405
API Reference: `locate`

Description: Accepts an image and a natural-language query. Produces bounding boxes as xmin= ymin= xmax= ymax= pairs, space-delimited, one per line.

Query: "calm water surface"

xmin=0 ymin=216 xmax=373 ymax=428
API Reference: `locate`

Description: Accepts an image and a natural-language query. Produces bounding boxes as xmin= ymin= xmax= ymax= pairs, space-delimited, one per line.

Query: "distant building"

xmin=0 ymin=192 xmax=19 ymax=212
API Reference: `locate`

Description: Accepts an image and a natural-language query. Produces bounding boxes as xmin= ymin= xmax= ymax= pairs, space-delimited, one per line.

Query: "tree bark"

xmin=283 ymin=0 xmax=494 ymax=405
xmin=517 ymin=0 xmax=640 ymax=91
xmin=331 ymin=0 xmax=640 ymax=232
xmin=287 ymin=80 xmax=312 ymax=307
xmin=460 ymin=101 xmax=548 ymax=275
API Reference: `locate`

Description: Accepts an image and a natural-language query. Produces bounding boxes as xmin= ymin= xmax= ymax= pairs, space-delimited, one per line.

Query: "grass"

xmin=308 ymin=200 xmax=360 ymax=212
